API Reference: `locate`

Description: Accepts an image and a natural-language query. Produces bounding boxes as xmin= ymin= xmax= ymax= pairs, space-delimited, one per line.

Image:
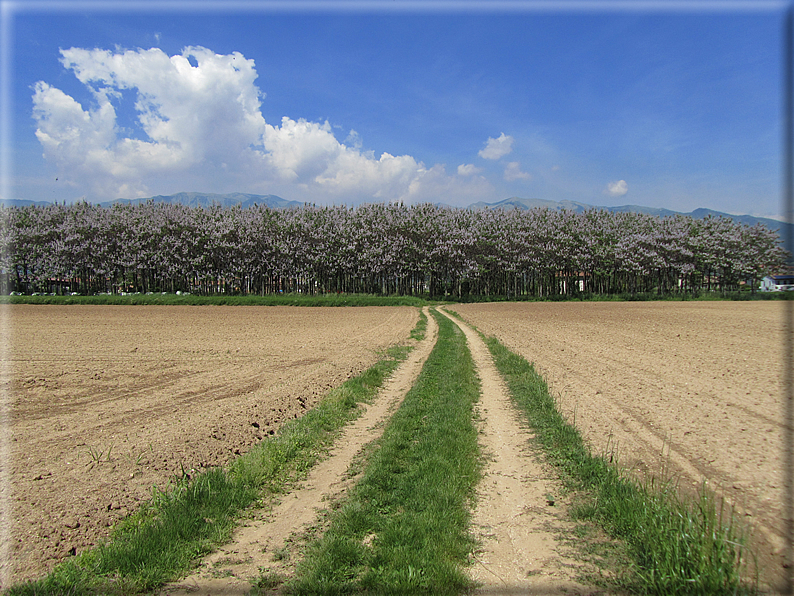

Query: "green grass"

xmin=479 ymin=332 xmax=756 ymax=595
xmin=7 ymin=290 xmax=790 ymax=307
xmin=451 ymin=290 xmax=794 ymax=303
xmin=284 ymin=310 xmax=481 ymax=595
xmin=9 ymin=291 xmax=794 ymax=307
xmin=4 ymin=339 xmax=418 ymax=596
xmin=409 ymin=308 xmax=428 ymax=341
xmin=0 ymin=293 xmax=432 ymax=307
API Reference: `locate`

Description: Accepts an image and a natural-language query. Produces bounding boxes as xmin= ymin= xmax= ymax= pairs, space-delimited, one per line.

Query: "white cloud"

xmin=605 ymin=179 xmax=628 ymax=197
xmin=457 ymin=163 xmax=482 ymax=176
xmin=344 ymin=129 xmax=363 ymax=152
xmin=407 ymin=164 xmax=493 ymax=204
xmin=478 ymin=132 xmax=513 ymax=160
xmin=504 ymin=162 xmax=530 ymax=182
xmin=34 ymin=46 xmax=268 ymax=197
xmin=32 ymin=46 xmax=488 ymax=204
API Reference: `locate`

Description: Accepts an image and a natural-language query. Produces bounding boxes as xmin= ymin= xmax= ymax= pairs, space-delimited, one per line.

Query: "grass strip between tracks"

xmin=480 ymin=332 xmax=757 ymax=595
xmin=5 ymin=314 xmax=425 ymax=596
xmin=282 ymin=310 xmax=480 ymax=595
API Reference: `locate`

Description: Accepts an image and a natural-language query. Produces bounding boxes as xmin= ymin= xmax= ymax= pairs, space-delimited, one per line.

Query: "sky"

xmin=0 ymin=0 xmax=789 ymax=217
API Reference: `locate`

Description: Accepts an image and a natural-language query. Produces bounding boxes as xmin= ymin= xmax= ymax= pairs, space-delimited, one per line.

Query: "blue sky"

xmin=1 ymin=1 xmax=788 ymax=216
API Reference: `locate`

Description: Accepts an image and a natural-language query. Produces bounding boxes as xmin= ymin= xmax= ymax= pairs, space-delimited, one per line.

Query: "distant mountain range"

xmin=3 ymin=191 xmax=790 ymax=253
xmin=471 ymin=196 xmax=794 ymax=260
xmin=472 ymin=196 xmax=789 ymax=234
xmin=103 ymin=191 xmax=305 ymax=210
xmin=0 ymin=192 xmax=302 ymax=210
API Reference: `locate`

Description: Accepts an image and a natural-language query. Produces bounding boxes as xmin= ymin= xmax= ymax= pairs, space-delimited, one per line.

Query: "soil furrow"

xmin=451 ymin=300 xmax=787 ymax=590
xmin=5 ymin=305 xmax=418 ymax=587
xmin=164 ymin=307 xmax=438 ymax=595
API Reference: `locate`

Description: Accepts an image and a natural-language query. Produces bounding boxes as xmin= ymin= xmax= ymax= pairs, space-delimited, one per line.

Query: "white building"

xmin=760 ymin=274 xmax=794 ymax=291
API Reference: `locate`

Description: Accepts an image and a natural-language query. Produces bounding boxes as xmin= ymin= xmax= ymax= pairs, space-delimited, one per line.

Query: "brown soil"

xmin=439 ymin=308 xmax=602 ymax=595
xmin=451 ymin=300 xmax=789 ymax=592
xmin=1 ymin=304 xmax=418 ymax=588
xmin=163 ymin=307 xmax=438 ymax=595
xmin=4 ymin=300 xmax=785 ymax=593
xmin=165 ymin=308 xmax=604 ymax=595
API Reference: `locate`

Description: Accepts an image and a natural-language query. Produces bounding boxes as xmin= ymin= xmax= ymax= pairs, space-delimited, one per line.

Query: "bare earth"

xmin=164 ymin=308 xmax=602 ymax=595
xmin=439 ymin=308 xmax=600 ymax=596
xmin=2 ymin=304 xmax=418 ymax=588
xmin=3 ymin=301 xmax=787 ymax=593
xmin=165 ymin=307 xmax=438 ymax=595
xmin=451 ymin=300 xmax=789 ymax=591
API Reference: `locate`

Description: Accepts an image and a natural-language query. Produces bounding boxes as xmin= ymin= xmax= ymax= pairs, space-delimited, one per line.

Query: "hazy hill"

xmin=469 ymin=197 xmax=596 ymax=212
xmin=101 ymin=191 xmax=303 ymax=210
xmin=471 ymin=196 xmax=773 ymax=222
xmin=0 ymin=192 xmax=302 ymax=210
xmin=0 ymin=199 xmax=53 ymax=208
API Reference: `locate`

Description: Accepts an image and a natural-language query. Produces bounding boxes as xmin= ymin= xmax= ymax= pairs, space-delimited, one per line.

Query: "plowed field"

xmin=452 ymin=300 xmax=788 ymax=589
xmin=3 ymin=301 xmax=788 ymax=591
xmin=1 ymin=305 xmax=418 ymax=587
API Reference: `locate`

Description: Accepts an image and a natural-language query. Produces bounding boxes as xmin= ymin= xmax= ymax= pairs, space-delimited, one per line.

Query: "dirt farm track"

xmin=2 ymin=305 xmax=419 ymax=586
xmin=453 ymin=301 xmax=789 ymax=587
xmin=0 ymin=301 xmax=790 ymax=589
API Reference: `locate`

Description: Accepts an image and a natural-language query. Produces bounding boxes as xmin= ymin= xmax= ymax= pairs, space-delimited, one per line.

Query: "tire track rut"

xmin=451 ymin=301 xmax=787 ymax=589
xmin=164 ymin=307 xmax=438 ymax=595
xmin=438 ymin=308 xmax=600 ymax=595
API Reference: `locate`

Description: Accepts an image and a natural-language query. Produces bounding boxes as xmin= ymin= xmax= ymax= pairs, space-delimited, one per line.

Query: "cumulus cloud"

xmin=478 ymin=132 xmax=513 ymax=160
xmin=503 ymin=162 xmax=530 ymax=182
xmin=32 ymin=46 xmax=490 ymax=204
xmin=344 ymin=129 xmax=364 ymax=152
xmin=457 ymin=163 xmax=482 ymax=176
xmin=33 ymin=46 xmax=269 ymax=197
xmin=605 ymin=179 xmax=628 ymax=197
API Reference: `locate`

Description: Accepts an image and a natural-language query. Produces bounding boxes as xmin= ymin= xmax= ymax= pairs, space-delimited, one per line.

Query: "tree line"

xmin=2 ymin=201 xmax=787 ymax=298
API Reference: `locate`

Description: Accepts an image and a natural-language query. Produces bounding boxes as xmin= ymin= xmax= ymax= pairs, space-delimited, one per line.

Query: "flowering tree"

xmin=3 ymin=202 xmax=786 ymax=297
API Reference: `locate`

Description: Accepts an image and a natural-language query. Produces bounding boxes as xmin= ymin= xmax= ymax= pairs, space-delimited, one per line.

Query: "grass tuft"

xmin=409 ymin=307 xmax=428 ymax=341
